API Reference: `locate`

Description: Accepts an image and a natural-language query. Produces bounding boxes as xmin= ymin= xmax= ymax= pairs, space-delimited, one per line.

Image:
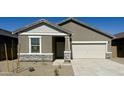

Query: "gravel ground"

xmin=0 ymin=60 xmax=74 ymax=76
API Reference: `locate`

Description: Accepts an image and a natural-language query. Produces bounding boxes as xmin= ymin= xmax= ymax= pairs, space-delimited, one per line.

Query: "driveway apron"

xmin=71 ymin=59 xmax=124 ymax=76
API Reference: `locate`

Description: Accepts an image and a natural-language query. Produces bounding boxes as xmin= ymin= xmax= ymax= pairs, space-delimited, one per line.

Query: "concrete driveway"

xmin=71 ymin=59 xmax=124 ymax=76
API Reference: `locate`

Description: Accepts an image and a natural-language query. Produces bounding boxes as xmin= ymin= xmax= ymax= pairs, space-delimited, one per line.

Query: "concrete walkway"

xmin=71 ymin=59 xmax=124 ymax=76
xmin=53 ymin=59 xmax=71 ymax=66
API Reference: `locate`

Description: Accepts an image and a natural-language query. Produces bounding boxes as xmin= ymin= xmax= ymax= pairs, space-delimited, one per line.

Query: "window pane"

xmin=31 ymin=46 xmax=40 ymax=53
xmin=31 ymin=38 xmax=39 ymax=45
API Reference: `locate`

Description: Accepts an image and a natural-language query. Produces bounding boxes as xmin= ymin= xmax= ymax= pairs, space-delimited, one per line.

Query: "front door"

xmin=56 ymin=42 xmax=64 ymax=59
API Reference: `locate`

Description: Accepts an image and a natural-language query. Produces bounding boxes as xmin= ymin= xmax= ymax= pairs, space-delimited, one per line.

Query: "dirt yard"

xmin=0 ymin=60 xmax=74 ymax=76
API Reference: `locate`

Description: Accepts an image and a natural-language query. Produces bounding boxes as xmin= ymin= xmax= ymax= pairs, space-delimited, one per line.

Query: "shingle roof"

xmin=13 ymin=19 xmax=72 ymax=35
xmin=58 ymin=17 xmax=114 ymax=38
xmin=0 ymin=29 xmax=17 ymax=38
xmin=114 ymin=32 xmax=124 ymax=39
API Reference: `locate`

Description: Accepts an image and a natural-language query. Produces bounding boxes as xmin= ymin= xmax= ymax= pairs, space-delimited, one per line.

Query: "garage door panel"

xmin=72 ymin=43 xmax=106 ymax=58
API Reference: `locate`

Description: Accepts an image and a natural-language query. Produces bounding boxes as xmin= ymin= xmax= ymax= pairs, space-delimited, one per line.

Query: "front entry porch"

xmin=54 ymin=37 xmax=65 ymax=59
xmin=52 ymin=36 xmax=71 ymax=62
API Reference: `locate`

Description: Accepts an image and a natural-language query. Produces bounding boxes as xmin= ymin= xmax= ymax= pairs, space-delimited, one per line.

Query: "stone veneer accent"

xmin=19 ymin=54 xmax=54 ymax=62
xmin=64 ymin=51 xmax=71 ymax=62
xmin=106 ymin=52 xmax=112 ymax=59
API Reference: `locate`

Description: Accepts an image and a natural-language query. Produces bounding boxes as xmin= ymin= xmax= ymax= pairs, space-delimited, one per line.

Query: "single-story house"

xmin=112 ymin=32 xmax=124 ymax=57
xmin=13 ymin=18 xmax=113 ymax=62
xmin=0 ymin=29 xmax=18 ymax=61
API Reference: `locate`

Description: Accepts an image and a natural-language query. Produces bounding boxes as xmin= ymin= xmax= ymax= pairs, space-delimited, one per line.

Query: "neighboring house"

xmin=13 ymin=18 xmax=113 ymax=62
xmin=112 ymin=32 xmax=124 ymax=57
xmin=0 ymin=29 xmax=18 ymax=61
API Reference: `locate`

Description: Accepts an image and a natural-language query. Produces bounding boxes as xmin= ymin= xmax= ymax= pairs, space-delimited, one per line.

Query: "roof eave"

xmin=0 ymin=29 xmax=17 ymax=38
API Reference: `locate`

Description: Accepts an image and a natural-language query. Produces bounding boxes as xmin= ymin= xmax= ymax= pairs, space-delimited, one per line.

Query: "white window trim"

xmin=28 ymin=36 xmax=42 ymax=54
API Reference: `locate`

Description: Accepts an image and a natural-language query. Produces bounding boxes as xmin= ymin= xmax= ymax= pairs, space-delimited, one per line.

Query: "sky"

xmin=0 ymin=17 xmax=124 ymax=35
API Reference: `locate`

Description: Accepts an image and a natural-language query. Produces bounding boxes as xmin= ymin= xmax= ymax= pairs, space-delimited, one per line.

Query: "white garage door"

xmin=72 ymin=43 xmax=106 ymax=58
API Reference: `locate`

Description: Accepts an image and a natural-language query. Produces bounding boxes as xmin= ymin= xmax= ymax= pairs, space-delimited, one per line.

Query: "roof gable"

xmin=26 ymin=25 xmax=62 ymax=33
xmin=58 ymin=17 xmax=113 ymax=38
xmin=13 ymin=19 xmax=71 ymax=35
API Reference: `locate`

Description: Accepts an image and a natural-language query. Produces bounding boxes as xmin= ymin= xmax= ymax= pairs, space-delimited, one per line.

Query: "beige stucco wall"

xmin=42 ymin=36 xmax=53 ymax=53
xmin=18 ymin=35 xmax=29 ymax=53
xmin=60 ymin=22 xmax=112 ymax=52
xmin=112 ymin=46 xmax=117 ymax=58
xmin=18 ymin=35 xmax=53 ymax=53
xmin=61 ymin=22 xmax=111 ymax=41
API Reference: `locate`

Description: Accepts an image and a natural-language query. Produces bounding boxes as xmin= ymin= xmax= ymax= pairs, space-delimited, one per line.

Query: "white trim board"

xmin=64 ymin=51 xmax=71 ymax=53
xmin=106 ymin=52 xmax=112 ymax=53
xmin=20 ymin=33 xmax=67 ymax=36
xmin=72 ymin=41 xmax=108 ymax=44
xmin=28 ymin=36 xmax=41 ymax=38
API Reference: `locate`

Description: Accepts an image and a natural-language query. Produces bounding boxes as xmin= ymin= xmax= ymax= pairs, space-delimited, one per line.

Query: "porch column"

xmin=64 ymin=35 xmax=71 ymax=62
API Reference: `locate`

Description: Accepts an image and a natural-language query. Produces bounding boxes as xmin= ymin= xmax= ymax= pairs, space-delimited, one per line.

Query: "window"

xmin=29 ymin=36 xmax=41 ymax=53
